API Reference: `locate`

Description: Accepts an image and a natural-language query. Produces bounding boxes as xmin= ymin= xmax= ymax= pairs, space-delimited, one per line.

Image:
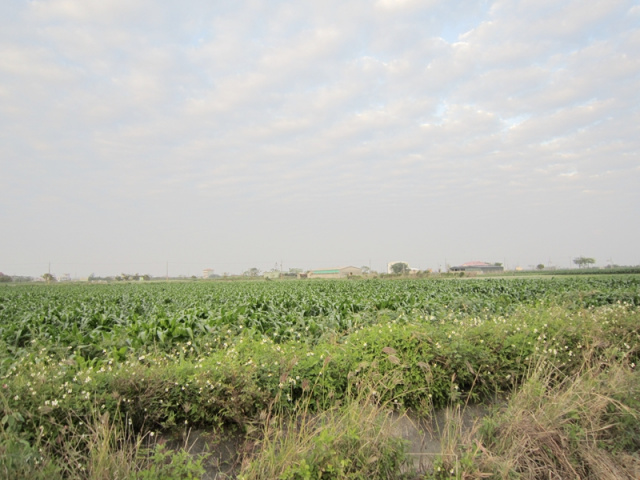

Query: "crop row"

xmin=1 ymin=277 xmax=639 ymax=363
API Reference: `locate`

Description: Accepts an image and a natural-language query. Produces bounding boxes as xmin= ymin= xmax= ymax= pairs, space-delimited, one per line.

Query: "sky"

xmin=1 ymin=0 xmax=639 ymax=278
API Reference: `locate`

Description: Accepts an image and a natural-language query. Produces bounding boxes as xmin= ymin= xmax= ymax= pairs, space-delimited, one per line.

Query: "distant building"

xmin=308 ymin=266 xmax=362 ymax=279
xmin=450 ymin=261 xmax=504 ymax=274
xmin=58 ymin=273 xmax=71 ymax=282
xmin=263 ymin=271 xmax=281 ymax=279
xmin=202 ymin=268 xmax=215 ymax=279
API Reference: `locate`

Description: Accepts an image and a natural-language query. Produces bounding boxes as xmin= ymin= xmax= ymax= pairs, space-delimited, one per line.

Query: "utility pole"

xmin=166 ymin=261 xmax=169 ymax=282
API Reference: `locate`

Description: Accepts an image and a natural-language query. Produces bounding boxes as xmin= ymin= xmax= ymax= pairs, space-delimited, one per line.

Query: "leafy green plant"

xmin=136 ymin=443 xmax=207 ymax=480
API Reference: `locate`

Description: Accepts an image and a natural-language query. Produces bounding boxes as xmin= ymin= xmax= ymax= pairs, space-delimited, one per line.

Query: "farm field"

xmin=1 ymin=277 xmax=639 ymax=479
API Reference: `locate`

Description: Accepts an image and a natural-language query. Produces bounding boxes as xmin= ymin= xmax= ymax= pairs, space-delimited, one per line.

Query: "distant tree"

xmin=11 ymin=275 xmax=32 ymax=283
xmin=361 ymin=266 xmax=370 ymax=275
xmin=537 ymin=264 xmax=545 ymax=270
xmin=493 ymin=262 xmax=503 ymax=267
xmin=390 ymin=262 xmax=409 ymax=275
xmin=289 ymin=268 xmax=303 ymax=274
xmin=43 ymin=273 xmax=55 ymax=283
xmin=573 ymin=257 xmax=596 ymax=268
xmin=244 ymin=267 xmax=261 ymax=277
xmin=0 ymin=273 xmax=11 ymax=283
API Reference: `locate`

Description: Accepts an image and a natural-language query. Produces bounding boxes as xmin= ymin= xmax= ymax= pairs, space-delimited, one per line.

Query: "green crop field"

xmin=1 ymin=277 xmax=639 ymax=479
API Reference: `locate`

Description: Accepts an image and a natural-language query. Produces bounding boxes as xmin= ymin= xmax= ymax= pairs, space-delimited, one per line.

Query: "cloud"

xmin=29 ymin=0 xmax=155 ymax=24
xmin=1 ymin=0 xmax=639 ymax=275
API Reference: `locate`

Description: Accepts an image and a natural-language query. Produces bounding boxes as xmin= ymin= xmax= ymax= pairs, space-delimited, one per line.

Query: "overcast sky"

xmin=1 ymin=0 xmax=639 ymax=277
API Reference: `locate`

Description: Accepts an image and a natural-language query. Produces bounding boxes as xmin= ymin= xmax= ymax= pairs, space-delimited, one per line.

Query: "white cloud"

xmin=1 ymin=0 xmax=639 ymax=275
xmin=375 ymin=0 xmax=432 ymax=11
xmin=29 ymin=0 xmax=154 ymax=24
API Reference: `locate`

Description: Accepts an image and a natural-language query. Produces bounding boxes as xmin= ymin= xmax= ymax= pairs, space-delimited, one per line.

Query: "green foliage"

xmin=389 ymin=262 xmax=409 ymax=275
xmin=136 ymin=444 xmax=207 ymax=480
xmin=0 ymin=434 xmax=61 ymax=480
xmin=573 ymin=256 xmax=596 ymax=268
xmin=1 ymin=277 xmax=638 ymax=357
xmin=1 ymin=277 xmax=640 ymax=477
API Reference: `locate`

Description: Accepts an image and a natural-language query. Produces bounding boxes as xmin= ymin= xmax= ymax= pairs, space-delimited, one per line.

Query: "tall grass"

xmin=428 ymin=350 xmax=640 ymax=479
xmin=0 ymin=405 xmax=207 ymax=480
xmin=238 ymin=374 xmax=413 ymax=480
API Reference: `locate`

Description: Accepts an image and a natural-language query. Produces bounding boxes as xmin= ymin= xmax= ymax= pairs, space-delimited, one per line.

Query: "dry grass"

xmin=470 ymin=354 xmax=640 ymax=479
xmin=59 ymin=411 xmax=144 ymax=480
xmin=238 ymin=380 xmax=412 ymax=480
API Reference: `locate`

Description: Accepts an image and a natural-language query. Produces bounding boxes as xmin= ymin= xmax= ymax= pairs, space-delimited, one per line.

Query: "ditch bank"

xmin=159 ymin=404 xmax=490 ymax=479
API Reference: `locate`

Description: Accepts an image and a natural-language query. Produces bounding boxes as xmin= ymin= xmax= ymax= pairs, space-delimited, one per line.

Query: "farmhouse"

xmin=450 ymin=261 xmax=504 ymax=274
xmin=308 ymin=266 xmax=362 ymax=279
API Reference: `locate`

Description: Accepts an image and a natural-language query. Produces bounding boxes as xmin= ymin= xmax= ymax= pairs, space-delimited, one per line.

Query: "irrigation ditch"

xmin=158 ymin=404 xmax=492 ymax=479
